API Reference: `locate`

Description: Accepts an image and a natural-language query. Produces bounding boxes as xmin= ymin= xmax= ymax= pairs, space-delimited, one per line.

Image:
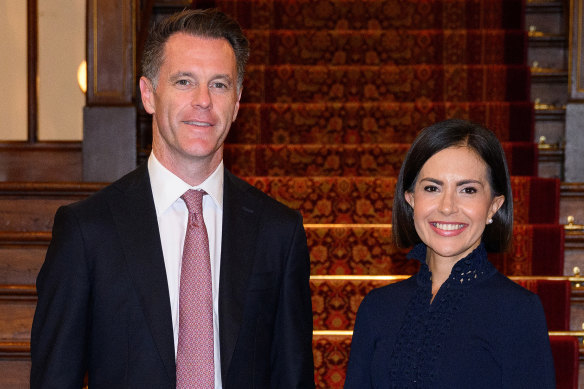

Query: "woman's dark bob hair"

xmin=392 ymin=118 xmax=513 ymax=253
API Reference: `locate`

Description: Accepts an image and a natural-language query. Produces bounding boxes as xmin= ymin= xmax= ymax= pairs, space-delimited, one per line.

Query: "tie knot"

xmin=181 ymin=189 xmax=205 ymax=216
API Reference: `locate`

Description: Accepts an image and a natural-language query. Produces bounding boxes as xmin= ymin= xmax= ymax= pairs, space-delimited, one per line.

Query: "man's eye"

xmin=212 ymin=82 xmax=227 ymax=89
xmin=176 ymin=80 xmax=190 ymax=86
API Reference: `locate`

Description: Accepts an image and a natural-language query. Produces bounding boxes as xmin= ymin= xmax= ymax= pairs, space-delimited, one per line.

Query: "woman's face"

xmin=405 ymin=146 xmax=505 ymax=264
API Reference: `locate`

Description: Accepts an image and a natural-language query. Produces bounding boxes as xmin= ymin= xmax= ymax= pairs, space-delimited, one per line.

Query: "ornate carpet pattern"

xmin=305 ymin=224 xmax=564 ymax=276
xmin=241 ymin=176 xmax=558 ymax=224
xmin=206 ymin=0 xmax=564 ymax=386
xmin=229 ymin=102 xmax=534 ymax=143
xmin=310 ymin=277 xmax=569 ymax=331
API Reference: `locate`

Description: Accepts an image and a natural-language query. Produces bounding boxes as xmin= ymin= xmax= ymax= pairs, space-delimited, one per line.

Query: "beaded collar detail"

xmin=407 ymin=242 xmax=497 ymax=289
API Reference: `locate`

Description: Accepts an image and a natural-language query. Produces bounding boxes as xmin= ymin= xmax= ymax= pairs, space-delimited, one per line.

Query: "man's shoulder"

xmin=66 ymin=164 xmax=150 ymax=215
xmin=225 ymin=170 xmax=300 ymax=219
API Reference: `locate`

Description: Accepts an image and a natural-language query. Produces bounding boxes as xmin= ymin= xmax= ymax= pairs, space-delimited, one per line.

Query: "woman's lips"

xmin=429 ymin=221 xmax=468 ymax=236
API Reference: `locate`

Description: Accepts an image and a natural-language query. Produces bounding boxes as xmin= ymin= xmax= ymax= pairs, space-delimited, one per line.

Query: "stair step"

xmin=534 ymin=105 xmax=565 ymax=145
xmin=244 ymin=65 xmax=530 ymax=103
xmin=0 ymin=358 xmax=30 ymax=389
xmin=311 ymin=333 xmax=579 ymax=389
xmin=306 ymin=224 xmax=564 ymax=276
xmin=224 ymin=142 xmax=538 ymax=177
xmin=0 ymin=232 xmax=50 ymax=285
xmin=0 ymin=224 xmax=565 ymax=290
xmin=565 ymin=231 xmax=584 ymax=278
xmin=0 ymin=276 xmax=571 ymax=343
xmin=1 ymin=337 xmax=581 ymax=389
xmin=242 ymin=176 xmax=560 ymax=224
xmin=526 ymin=0 xmax=566 ymax=36
xmin=311 ymin=277 xmax=570 ymax=331
xmin=560 ymin=183 xmax=584 ymax=224
xmin=0 ymin=177 xmax=560 ymax=230
xmin=0 ymin=183 xmax=104 ymax=232
xmin=230 ymin=102 xmax=534 ymax=144
xmin=246 ymin=29 xmax=527 ymax=66
xmin=0 ymin=143 xmax=82 ymax=183
xmin=531 ymin=69 xmax=569 ymax=107
xmin=0 ymin=331 xmax=578 ymax=389
xmin=217 ymin=0 xmax=525 ymax=30
xmin=0 ymin=300 xmax=34 ymax=343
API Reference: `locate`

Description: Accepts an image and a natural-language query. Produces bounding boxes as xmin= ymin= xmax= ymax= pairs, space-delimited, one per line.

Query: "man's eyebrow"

xmin=168 ymin=72 xmax=195 ymax=81
xmin=168 ymin=72 xmax=234 ymax=85
xmin=211 ymin=74 xmax=234 ymax=85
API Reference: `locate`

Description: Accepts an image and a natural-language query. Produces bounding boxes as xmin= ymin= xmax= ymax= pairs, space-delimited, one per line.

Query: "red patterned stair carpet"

xmin=196 ymin=0 xmax=569 ymax=387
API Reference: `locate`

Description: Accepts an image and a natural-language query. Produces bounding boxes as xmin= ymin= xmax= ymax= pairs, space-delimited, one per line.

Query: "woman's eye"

xmin=462 ymin=187 xmax=477 ymax=194
xmin=423 ymin=185 xmax=438 ymax=192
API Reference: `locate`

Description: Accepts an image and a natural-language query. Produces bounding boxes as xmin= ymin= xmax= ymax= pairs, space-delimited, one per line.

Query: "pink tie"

xmin=176 ymin=189 xmax=214 ymax=388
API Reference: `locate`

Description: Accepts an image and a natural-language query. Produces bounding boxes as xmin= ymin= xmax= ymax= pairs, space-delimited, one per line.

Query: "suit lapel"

xmin=107 ymin=165 xmax=176 ymax=384
xmin=219 ymin=170 xmax=261 ymax=382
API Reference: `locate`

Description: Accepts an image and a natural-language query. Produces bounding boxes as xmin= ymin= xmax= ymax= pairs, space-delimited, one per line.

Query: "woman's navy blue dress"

xmin=344 ymin=243 xmax=556 ymax=389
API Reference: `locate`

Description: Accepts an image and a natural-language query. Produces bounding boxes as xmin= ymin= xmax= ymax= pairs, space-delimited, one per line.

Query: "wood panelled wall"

xmin=83 ymin=0 xmax=137 ymax=182
xmin=1 ymin=0 xmax=584 ymax=183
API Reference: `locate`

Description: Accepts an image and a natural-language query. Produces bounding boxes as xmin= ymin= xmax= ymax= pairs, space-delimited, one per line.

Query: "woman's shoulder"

xmin=473 ymin=271 xmax=545 ymax=320
xmin=369 ymin=275 xmax=417 ymax=297
xmin=359 ymin=276 xmax=418 ymax=314
xmin=481 ymin=272 xmax=538 ymax=301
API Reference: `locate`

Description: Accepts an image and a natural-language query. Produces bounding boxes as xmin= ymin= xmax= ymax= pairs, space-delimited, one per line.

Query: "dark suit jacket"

xmin=30 ymin=164 xmax=315 ymax=388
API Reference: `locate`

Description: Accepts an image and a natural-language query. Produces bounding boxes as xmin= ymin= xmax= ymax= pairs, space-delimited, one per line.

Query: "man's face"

xmin=140 ymin=33 xmax=241 ymax=179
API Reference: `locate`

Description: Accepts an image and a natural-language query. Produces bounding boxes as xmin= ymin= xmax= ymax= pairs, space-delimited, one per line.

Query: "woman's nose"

xmin=438 ymin=190 xmax=457 ymax=214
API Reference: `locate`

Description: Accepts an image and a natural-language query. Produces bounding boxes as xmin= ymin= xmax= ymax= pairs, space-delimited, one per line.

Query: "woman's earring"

xmin=487 ymin=218 xmax=493 ymax=225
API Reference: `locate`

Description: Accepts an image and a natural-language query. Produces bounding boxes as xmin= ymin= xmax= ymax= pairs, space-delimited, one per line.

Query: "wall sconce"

xmin=77 ymin=60 xmax=87 ymax=93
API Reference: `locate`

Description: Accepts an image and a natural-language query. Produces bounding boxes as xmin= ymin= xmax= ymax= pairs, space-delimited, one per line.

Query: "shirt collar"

xmin=148 ymin=152 xmax=224 ymax=216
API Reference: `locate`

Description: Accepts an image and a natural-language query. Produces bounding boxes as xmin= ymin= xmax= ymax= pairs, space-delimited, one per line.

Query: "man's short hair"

xmin=141 ymin=8 xmax=250 ymax=90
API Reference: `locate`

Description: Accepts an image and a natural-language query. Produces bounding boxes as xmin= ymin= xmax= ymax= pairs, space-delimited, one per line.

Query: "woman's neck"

xmin=426 ymin=250 xmax=459 ymax=301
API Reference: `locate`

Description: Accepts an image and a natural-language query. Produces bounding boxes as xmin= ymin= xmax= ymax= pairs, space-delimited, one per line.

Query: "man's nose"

xmin=192 ymin=86 xmax=211 ymax=109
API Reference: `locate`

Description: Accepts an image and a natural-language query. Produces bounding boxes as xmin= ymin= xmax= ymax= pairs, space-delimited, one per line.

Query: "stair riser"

xmin=0 ymin=199 xmax=78 ymax=232
xmin=224 ymin=143 xmax=538 ymax=177
xmin=244 ymin=66 xmax=530 ymax=104
xmin=0 ymin=224 xmax=565 ymax=289
xmin=0 ymin=247 xmax=46 ymax=285
xmin=246 ymin=30 xmax=526 ymax=66
xmin=0 ymin=301 xmax=34 ymax=342
xmin=0 ymin=360 xmax=30 ymax=389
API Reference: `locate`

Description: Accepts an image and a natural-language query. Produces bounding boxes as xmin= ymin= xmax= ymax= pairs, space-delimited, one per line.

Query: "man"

xmin=30 ymin=9 xmax=315 ymax=389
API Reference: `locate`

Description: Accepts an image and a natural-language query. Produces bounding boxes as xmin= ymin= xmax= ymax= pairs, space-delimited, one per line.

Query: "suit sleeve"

xmin=270 ymin=211 xmax=315 ymax=389
xmin=502 ymin=293 xmax=556 ymax=389
xmin=30 ymin=206 xmax=90 ymax=389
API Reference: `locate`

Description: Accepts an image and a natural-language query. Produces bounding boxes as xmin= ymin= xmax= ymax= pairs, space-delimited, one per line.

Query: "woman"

xmin=344 ymin=119 xmax=555 ymax=388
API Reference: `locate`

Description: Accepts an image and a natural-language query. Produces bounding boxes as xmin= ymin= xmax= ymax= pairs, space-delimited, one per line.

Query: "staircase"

xmin=0 ymin=0 xmax=583 ymax=388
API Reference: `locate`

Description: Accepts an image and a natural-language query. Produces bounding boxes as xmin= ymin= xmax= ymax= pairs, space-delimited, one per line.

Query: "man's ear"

xmin=231 ymin=87 xmax=243 ymax=123
xmin=405 ymin=191 xmax=414 ymax=208
xmin=139 ymin=77 xmax=155 ymax=114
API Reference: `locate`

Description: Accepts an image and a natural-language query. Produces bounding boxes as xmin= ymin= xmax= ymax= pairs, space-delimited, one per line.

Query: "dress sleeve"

xmin=344 ymin=292 xmax=375 ymax=389
xmin=501 ymin=293 xmax=556 ymax=388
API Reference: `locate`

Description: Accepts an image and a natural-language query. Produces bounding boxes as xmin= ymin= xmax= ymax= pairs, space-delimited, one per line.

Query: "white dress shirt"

xmin=148 ymin=153 xmax=223 ymax=388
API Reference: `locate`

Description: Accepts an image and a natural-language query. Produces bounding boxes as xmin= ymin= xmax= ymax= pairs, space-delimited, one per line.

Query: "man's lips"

xmin=183 ymin=120 xmax=213 ymax=127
